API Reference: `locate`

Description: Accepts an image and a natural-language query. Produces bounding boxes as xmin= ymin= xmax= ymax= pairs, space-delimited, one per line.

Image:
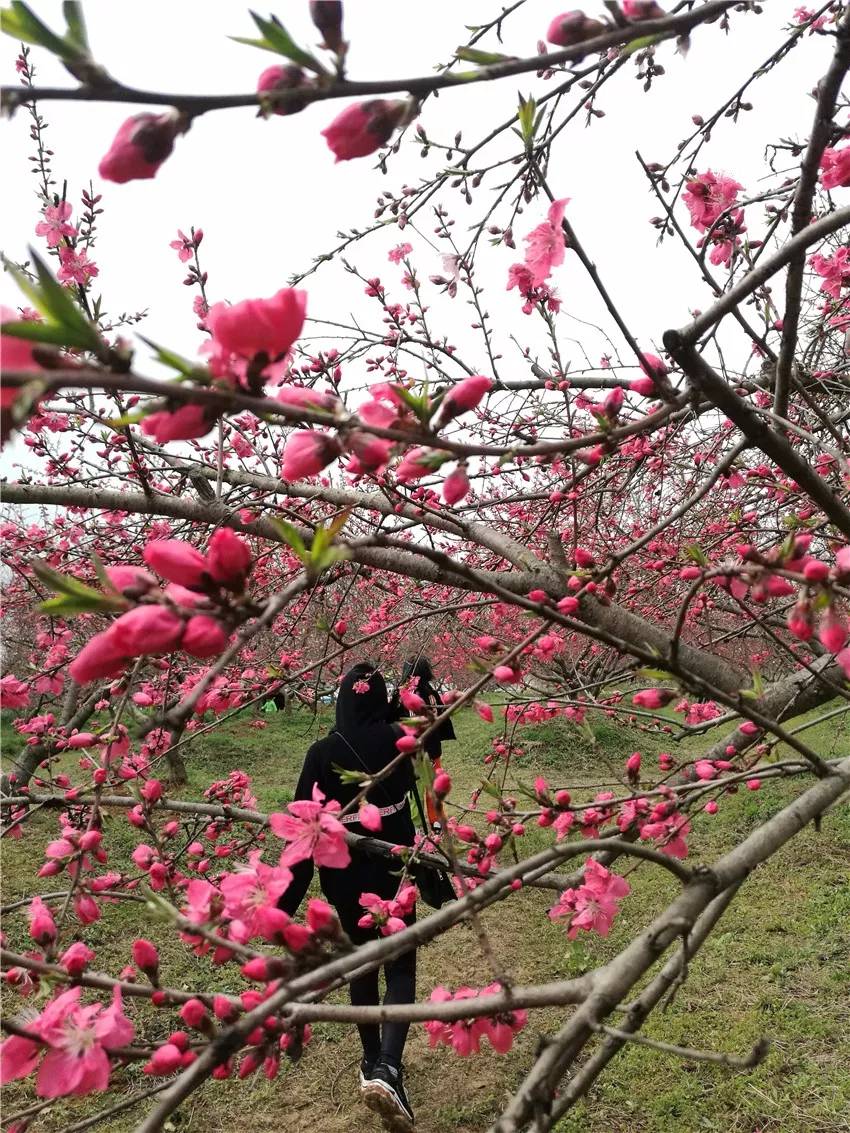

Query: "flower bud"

xmin=99 ymin=112 xmax=183 ymax=184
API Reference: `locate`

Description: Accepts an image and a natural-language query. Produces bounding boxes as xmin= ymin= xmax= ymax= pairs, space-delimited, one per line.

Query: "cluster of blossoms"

xmin=425 ymin=983 xmax=529 ymax=1055
xmin=69 ymin=530 xmax=252 ymax=684
xmin=358 ymin=882 xmax=418 ymax=935
xmin=549 ymin=857 xmax=631 ymax=939
xmin=506 ymin=197 xmax=569 ymax=313
xmin=682 ymin=170 xmax=746 ymax=267
xmin=279 ymin=372 xmax=492 ymax=506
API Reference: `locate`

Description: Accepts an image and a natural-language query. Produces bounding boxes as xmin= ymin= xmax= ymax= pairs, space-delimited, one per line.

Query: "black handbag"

xmin=410 ymin=780 xmax=456 ymax=910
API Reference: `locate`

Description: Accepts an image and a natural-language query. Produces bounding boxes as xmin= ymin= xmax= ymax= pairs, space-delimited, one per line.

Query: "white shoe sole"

xmin=361 ymin=1081 xmax=414 ymax=1132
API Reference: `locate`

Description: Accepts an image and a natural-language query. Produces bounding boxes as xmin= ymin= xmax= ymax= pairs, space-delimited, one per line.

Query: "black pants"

xmin=336 ymin=902 xmax=417 ymax=1066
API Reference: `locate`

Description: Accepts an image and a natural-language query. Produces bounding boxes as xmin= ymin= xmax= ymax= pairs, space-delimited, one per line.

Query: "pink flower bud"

xmin=625 ymin=751 xmax=642 ymax=775
xmin=493 ymin=665 xmax=520 ymax=683
xmin=738 ymin=721 xmax=760 ymax=736
xmin=746 ymin=778 xmax=761 ymax=791
xmin=69 ymin=630 xmax=130 ymax=684
xmin=629 ymin=377 xmax=656 ymax=396
xmin=206 ymin=528 xmax=252 ymax=589
xmin=141 ymin=778 xmax=163 ymax=802
xmin=143 ymin=539 xmax=208 ymax=589
xmin=475 ymin=701 xmax=494 ymax=723
xmin=28 ymin=896 xmax=56 ymax=945
xmin=207 ymin=288 xmax=307 ymax=362
xmin=257 ymin=64 xmax=309 ymax=116
xmin=280 ymin=429 xmax=342 ymax=480
xmin=704 ymin=800 xmax=718 ymax=815
xmin=110 ymin=605 xmax=184 ymax=657
xmin=241 ymin=957 xmax=270 ymax=982
xmin=67 ymin=732 xmax=98 ymax=749
xmin=150 ymin=1043 xmax=184 ymax=1075
xmin=79 ymin=830 xmax=102 ymax=851
xmin=557 ymin=596 xmax=579 ymax=614
xmin=99 ymin=112 xmax=181 ymax=183
xmin=306 ymin=898 xmax=336 ymax=933
xmin=180 ymin=998 xmax=210 ymax=1029
xmin=334 ymin=619 xmax=347 ymax=636
xmin=395 ymin=735 xmax=418 ymax=753
xmin=132 ymin=939 xmax=160 ymax=981
xmin=60 ymin=941 xmax=96 ymax=975
xmin=321 ymin=100 xmax=407 ymax=162
xmin=442 ymin=464 xmax=470 ymax=506
xmin=182 ymin=616 xmax=227 ymax=659
xmin=358 ymin=802 xmax=382 ymax=831
xmin=142 ymin=404 xmax=214 ymax=444
xmin=632 ymin=689 xmax=675 ymax=710
xmin=435 ymin=375 xmax=493 ymax=426
xmin=528 ymin=589 xmax=548 ymax=603
xmin=546 ymin=11 xmax=606 ymax=48
xmin=283 ymin=922 xmax=312 ymax=951
xmin=433 ymin=772 xmax=451 ymax=797
xmin=819 ymin=609 xmax=848 ymax=655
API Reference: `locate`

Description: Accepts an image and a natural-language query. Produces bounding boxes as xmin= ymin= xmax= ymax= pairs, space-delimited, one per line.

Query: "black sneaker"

xmin=361 ymin=1058 xmax=414 ymax=1131
xmin=359 ymin=1055 xmax=377 ymax=1092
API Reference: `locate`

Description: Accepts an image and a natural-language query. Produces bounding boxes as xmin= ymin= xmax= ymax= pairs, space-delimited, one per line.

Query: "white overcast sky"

xmin=0 ymin=1 xmax=834 ymax=477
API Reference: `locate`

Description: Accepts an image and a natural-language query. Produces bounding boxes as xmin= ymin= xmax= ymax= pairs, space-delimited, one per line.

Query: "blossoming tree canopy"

xmin=1 ymin=1 xmax=849 ymax=1131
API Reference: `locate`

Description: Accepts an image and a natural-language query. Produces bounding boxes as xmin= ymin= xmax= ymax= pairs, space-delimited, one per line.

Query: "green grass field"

xmin=1 ymin=705 xmax=848 ymax=1133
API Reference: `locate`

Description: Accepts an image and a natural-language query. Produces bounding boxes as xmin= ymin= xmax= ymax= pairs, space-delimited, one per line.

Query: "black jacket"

xmin=278 ymin=665 xmax=415 ymax=916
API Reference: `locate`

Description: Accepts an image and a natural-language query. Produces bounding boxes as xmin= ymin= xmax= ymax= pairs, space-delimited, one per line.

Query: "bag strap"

xmin=391 ymin=722 xmax=432 ymax=836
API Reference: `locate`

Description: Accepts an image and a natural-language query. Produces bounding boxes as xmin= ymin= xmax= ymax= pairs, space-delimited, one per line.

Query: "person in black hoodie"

xmin=278 ymin=662 xmax=417 ymax=1132
xmin=390 ymin=655 xmax=456 ymax=828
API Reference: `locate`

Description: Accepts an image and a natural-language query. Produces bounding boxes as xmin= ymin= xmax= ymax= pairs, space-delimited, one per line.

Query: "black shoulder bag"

xmin=389 ymin=724 xmax=455 ymax=910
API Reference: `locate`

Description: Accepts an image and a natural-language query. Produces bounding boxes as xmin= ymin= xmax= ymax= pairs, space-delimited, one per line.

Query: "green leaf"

xmin=454 ymin=46 xmax=513 ymax=65
xmin=234 ymin=11 xmax=325 ymax=73
xmin=517 ymin=92 xmax=537 ymax=148
xmin=137 ymin=335 xmax=206 ymax=379
xmin=31 ymin=559 xmax=125 ymax=613
xmin=634 ymin=667 xmax=673 ymax=681
xmin=6 ymin=249 xmax=103 ymax=354
xmin=332 ymin=764 xmax=368 ymax=785
xmin=684 ymin=543 xmax=709 ymax=567
xmin=621 ymin=33 xmax=662 ymax=58
xmin=269 ymin=518 xmax=308 ymax=564
xmin=62 ymin=0 xmax=88 ymax=49
xmin=1 ymin=2 xmax=74 ymax=57
xmin=39 ymin=593 xmax=120 ymax=616
xmin=0 ymin=317 xmax=94 ymax=350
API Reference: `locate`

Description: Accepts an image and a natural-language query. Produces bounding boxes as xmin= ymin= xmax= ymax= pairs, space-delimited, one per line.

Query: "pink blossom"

xmin=57 ymin=246 xmax=99 ymax=285
xmin=321 ymin=100 xmax=406 ymax=162
xmin=270 ymin=783 xmax=350 ymax=869
xmin=219 ymin=851 xmax=293 ymax=943
xmin=683 ymin=171 xmax=744 ymax=233
xmin=347 ymin=429 xmax=395 ymax=474
xmin=169 ymin=229 xmax=194 ymax=262
xmin=141 ymin=404 xmax=213 ymax=444
xmin=522 ymin=198 xmax=570 ymax=287
xmin=206 ymin=288 xmax=307 ymax=361
xmin=0 ymin=674 xmax=30 ymax=709
xmin=280 ymin=429 xmax=342 ymax=480
xmin=809 ymin=248 xmax=850 ymax=300
xmin=549 ymin=857 xmax=630 ymax=939
xmin=143 ymin=539 xmax=208 ymax=589
xmin=388 ymin=242 xmax=413 ymax=264
xmin=98 ymin=113 xmax=180 ymax=183
xmin=35 ymin=201 xmax=77 ymax=248
xmin=0 ymin=986 xmax=134 ymax=1098
xmin=820 ymin=145 xmax=850 ymax=190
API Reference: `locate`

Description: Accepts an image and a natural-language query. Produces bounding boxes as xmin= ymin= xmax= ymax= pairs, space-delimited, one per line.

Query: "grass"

xmin=1 ymin=704 xmax=849 ymax=1133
